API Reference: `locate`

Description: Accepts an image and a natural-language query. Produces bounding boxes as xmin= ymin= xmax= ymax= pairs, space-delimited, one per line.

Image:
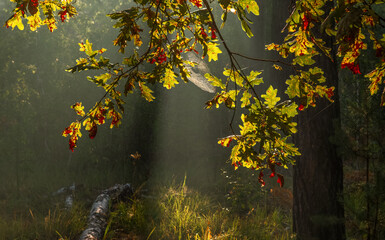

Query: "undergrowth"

xmin=0 ymin=202 xmax=87 ymax=239
xmin=103 ymin=179 xmax=294 ymax=240
xmin=0 ymin=179 xmax=293 ymax=239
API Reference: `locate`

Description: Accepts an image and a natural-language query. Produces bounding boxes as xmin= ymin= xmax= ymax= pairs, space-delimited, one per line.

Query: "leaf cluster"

xmin=6 ymin=0 xmax=298 ymax=186
xmin=57 ymin=0 xmax=264 ymax=155
xmin=10 ymin=0 xmax=385 ymax=187
xmin=267 ymin=0 xmax=385 ymax=110
xmin=5 ymin=0 xmax=77 ymax=32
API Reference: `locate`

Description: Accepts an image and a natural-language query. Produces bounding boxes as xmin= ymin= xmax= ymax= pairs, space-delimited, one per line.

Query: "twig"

xmin=232 ymin=52 xmax=292 ymax=66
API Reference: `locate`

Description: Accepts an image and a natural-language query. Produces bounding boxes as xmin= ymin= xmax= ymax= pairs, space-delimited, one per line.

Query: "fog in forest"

xmin=0 ymin=1 xmax=285 ymax=192
xmin=3 ymin=1 xmax=385 ymax=239
xmin=0 ymin=0 xmax=311 ymax=239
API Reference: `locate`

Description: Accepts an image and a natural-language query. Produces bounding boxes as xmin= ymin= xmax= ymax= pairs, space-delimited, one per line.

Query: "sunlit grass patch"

xmin=103 ymin=179 xmax=294 ymax=240
xmin=0 ymin=178 xmax=293 ymax=239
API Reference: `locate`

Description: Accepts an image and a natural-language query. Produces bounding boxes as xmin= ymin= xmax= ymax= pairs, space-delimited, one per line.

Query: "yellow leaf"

xmin=134 ymin=34 xmax=142 ymax=47
xmin=71 ymin=102 xmax=85 ymax=116
xmin=6 ymin=11 xmax=24 ymax=30
xmin=161 ymin=67 xmax=179 ymax=89
xmin=273 ymin=64 xmax=282 ymax=70
xmin=95 ymin=73 xmax=111 ymax=84
xmin=43 ymin=17 xmax=57 ymax=32
xmin=206 ymin=42 xmax=222 ymax=62
xmin=240 ymin=91 xmax=252 ymax=107
xmin=223 ymin=68 xmax=243 ymax=87
xmin=84 ymin=40 xmax=93 ymax=55
xmin=82 ymin=118 xmax=93 ymax=131
xmin=138 ymin=81 xmax=155 ymax=102
xmin=239 ymin=0 xmax=259 ymax=15
xmin=218 ymin=138 xmax=233 ymax=147
xmin=365 ymin=65 xmax=385 ymax=95
xmin=76 ymin=58 xmax=88 ymax=65
xmin=79 ymin=40 xmax=98 ymax=56
xmin=27 ymin=11 xmax=42 ymax=31
xmin=205 ymin=73 xmax=225 ymax=89
xmin=218 ymin=135 xmax=239 ymax=147
xmin=261 ymin=85 xmax=280 ymax=108
xmin=107 ymin=109 xmax=122 ymax=128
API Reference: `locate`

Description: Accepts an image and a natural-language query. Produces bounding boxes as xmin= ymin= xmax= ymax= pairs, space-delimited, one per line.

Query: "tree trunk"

xmin=79 ymin=184 xmax=133 ymax=240
xmin=293 ymin=37 xmax=346 ymax=239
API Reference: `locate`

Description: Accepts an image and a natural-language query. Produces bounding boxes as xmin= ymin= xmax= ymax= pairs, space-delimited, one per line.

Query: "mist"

xmin=0 ymin=0 xmax=294 ymax=239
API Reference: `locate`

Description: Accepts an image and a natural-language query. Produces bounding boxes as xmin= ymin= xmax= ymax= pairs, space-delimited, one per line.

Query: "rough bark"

xmin=79 ymin=184 xmax=133 ymax=240
xmin=293 ymin=39 xmax=346 ymax=239
xmin=259 ymin=2 xmax=346 ymax=239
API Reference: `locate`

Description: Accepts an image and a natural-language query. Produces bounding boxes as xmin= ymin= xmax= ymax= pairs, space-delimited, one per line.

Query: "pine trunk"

xmin=293 ymin=35 xmax=346 ymax=239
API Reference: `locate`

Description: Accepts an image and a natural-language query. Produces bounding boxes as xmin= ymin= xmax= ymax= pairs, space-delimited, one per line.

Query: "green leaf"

xmin=124 ymin=73 xmax=136 ymax=96
xmin=223 ymin=68 xmax=243 ymax=87
xmin=290 ymin=9 xmax=300 ymax=24
xmin=262 ymin=86 xmax=280 ymax=108
xmin=241 ymin=19 xmax=253 ymax=38
xmin=122 ymin=55 xmax=139 ymax=66
xmin=280 ymin=102 xmax=298 ymax=118
xmin=219 ymin=0 xmax=231 ymax=9
xmin=309 ymin=67 xmax=326 ymax=83
xmin=87 ymin=73 xmax=111 ymax=87
xmin=239 ymin=0 xmax=259 ymax=16
xmin=225 ymin=90 xmax=237 ymax=109
xmin=96 ymin=73 xmax=111 ymax=84
xmin=194 ymin=8 xmax=211 ymax=24
xmin=98 ymin=56 xmax=111 ymax=68
xmin=221 ymin=11 xmax=228 ymax=29
xmin=79 ymin=40 xmax=98 ymax=57
xmin=292 ymin=54 xmax=316 ymax=66
xmin=66 ymin=63 xmax=87 ymax=73
xmin=205 ymin=73 xmax=225 ymax=89
xmin=247 ymin=70 xmax=263 ymax=86
xmin=241 ymin=91 xmax=252 ymax=107
xmin=285 ymin=75 xmax=300 ymax=98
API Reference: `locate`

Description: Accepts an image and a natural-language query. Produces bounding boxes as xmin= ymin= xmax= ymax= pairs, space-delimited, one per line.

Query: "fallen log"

xmin=78 ymin=183 xmax=133 ymax=240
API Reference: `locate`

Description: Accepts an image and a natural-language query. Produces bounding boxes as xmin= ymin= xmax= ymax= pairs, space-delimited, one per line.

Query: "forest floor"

xmin=0 ymin=179 xmax=294 ymax=240
xmin=2 ymin=167 xmax=381 ymax=239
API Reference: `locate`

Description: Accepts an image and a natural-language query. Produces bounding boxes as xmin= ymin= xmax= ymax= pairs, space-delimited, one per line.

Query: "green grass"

xmin=0 ymin=202 xmax=87 ymax=240
xmin=103 ymin=179 xmax=294 ymax=240
xmin=0 ymin=178 xmax=294 ymax=240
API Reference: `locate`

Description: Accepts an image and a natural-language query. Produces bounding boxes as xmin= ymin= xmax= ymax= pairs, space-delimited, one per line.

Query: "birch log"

xmin=78 ymin=183 xmax=133 ymax=240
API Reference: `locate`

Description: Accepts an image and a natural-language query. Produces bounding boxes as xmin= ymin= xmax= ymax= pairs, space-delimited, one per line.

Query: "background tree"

xmin=293 ymin=36 xmax=345 ymax=240
xmin=291 ymin=3 xmax=345 ymax=239
xmin=5 ymin=0 xmax=385 ymax=239
xmin=338 ymin=40 xmax=385 ymax=239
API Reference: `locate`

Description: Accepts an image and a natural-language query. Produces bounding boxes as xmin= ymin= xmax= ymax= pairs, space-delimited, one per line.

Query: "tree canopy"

xmin=5 ymin=0 xmax=385 ymax=187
